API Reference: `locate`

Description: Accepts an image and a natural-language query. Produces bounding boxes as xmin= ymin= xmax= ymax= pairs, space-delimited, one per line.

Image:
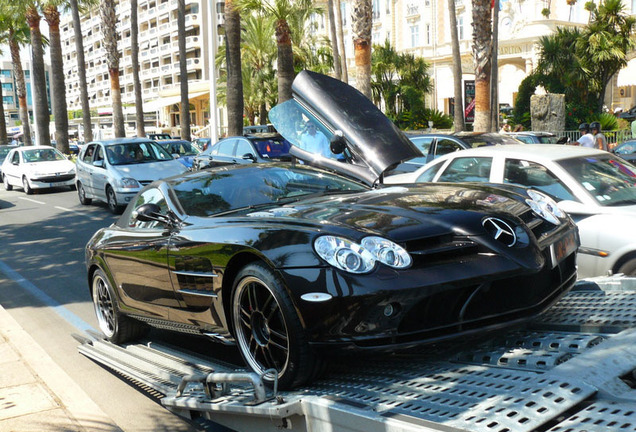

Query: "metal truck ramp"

xmin=78 ymin=276 xmax=636 ymax=432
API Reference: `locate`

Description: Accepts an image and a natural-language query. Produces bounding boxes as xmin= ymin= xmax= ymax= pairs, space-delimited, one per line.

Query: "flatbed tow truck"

xmin=76 ymin=275 xmax=636 ymax=432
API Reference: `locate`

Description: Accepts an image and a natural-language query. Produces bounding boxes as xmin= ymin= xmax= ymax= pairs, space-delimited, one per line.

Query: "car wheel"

xmin=78 ymin=182 xmax=92 ymax=205
xmin=617 ymin=258 xmax=636 ymax=276
xmin=22 ymin=177 xmax=32 ymax=195
xmin=231 ymin=262 xmax=322 ymax=389
xmin=3 ymin=174 xmax=12 ymax=191
xmin=92 ymin=269 xmax=147 ymax=343
xmin=106 ymin=186 xmax=122 ymax=214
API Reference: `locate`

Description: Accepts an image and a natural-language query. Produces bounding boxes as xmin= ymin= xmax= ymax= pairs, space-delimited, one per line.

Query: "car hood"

xmin=113 ymin=160 xmax=187 ymax=180
xmin=269 ymin=71 xmax=422 ymax=186
xmin=23 ymin=160 xmax=76 ymax=173
xmin=244 ymin=183 xmax=537 ymax=241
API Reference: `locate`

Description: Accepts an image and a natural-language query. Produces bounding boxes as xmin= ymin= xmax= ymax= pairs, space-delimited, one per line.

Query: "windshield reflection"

xmin=558 ymin=155 xmax=636 ymax=206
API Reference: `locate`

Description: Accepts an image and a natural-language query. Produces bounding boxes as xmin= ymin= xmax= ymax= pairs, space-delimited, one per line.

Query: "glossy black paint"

xmin=86 ymin=164 xmax=578 ymax=353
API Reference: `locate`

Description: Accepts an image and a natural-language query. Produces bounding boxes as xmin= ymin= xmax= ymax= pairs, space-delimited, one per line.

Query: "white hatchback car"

xmin=75 ymin=138 xmax=188 ymax=213
xmin=386 ymin=144 xmax=636 ymax=278
xmin=1 ymin=146 xmax=76 ymax=194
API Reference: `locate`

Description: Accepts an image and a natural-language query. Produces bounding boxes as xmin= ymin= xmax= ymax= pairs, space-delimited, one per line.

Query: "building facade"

xmin=59 ymin=0 xmax=225 ymax=138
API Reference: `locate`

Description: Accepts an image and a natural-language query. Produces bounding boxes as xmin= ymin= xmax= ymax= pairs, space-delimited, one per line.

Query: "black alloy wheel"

xmin=231 ymin=262 xmax=321 ymax=389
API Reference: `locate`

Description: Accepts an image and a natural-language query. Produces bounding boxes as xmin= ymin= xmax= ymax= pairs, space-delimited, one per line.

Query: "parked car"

xmin=156 ymin=139 xmax=200 ymax=170
xmin=193 ymin=133 xmax=291 ymax=170
xmin=386 ymin=144 xmax=636 ymax=278
xmin=393 ymin=132 xmax=522 ymax=174
xmin=1 ymin=146 xmax=76 ymax=194
xmin=507 ymin=131 xmax=561 ymax=144
xmin=612 ymin=139 xmax=636 ymax=162
xmin=0 ymin=145 xmax=19 ymax=176
xmin=191 ymin=137 xmax=211 ymax=152
xmin=243 ymin=124 xmax=276 ymax=134
xmin=75 ymin=138 xmax=188 ymax=213
xmin=87 ymin=71 xmax=578 ymax=390
xmin=147 ymin=133 xmax=172 ymax=140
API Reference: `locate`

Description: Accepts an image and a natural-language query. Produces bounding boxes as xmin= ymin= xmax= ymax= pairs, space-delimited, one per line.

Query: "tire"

xmin=22 ymin=176 xmax=32 ymax=195
xmin=231 ymin=262 xmax=322 ymax=389
xmin=106 ymin=186 xmax=122 ymax=214
xmin=92 ymin=269 xmax=147 ymax=343
xmin=78 ymin=182 xmax=92 ymax=205
xmin=3 ymin=174 xmax=12 ymax=191
xmin=617 ymin=258 xmax=636 ymax=276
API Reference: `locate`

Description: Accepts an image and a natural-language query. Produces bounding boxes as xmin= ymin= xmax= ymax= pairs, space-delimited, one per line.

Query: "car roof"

xmin=89 ymin=138 xmax=157 ymax=146
xmin=13 ymin=145 xmax=59 ymax=151
xmin=434 ymin=144 xmax=605 ymax=162
xmin=508 ymin=131 xmax=556 ymax=137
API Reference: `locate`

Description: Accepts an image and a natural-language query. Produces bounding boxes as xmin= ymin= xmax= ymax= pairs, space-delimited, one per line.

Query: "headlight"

xmin=314 ymin=235 xmax=411 ymax=274
xmin=118 ymin=177 xmax=140 ymax=189
xmin=526 ymin=189 xmax=565 ymax=225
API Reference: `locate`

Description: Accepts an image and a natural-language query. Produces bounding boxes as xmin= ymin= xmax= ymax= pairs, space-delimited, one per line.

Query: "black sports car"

xmin=86 ymin=71 xmax=579 ymax=389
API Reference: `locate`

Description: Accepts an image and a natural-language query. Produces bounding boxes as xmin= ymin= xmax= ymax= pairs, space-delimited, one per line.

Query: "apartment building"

xmin=60 ymin=0 xmax=224 ymax=137
xmin=317 ymin=0 xmax=636 ymax=116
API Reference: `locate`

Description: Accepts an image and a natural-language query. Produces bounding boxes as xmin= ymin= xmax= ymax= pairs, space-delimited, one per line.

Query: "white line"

xmin=54 ymin=206 xmax=75 ymax=212
xmin=18 ymin=197 xmax=45 ymax=205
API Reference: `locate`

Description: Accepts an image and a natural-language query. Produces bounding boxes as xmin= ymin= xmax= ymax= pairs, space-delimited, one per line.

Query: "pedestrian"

xmin=300 ymin=121 xmax=332 ymax=158
xmin=499 ymin=121 xmax=511 ymax=133
xmin=513 ymin=124 xmax=524 ymax=132
xmin=10 ymin=137 xmax=18 ymax=146
xmin=589 ymin=121 xmax=608 ymax=151
xmin=573 ymin=123 xmax=595 ymax=148
xmin=631 ymin=119 xmax=636 ymax=139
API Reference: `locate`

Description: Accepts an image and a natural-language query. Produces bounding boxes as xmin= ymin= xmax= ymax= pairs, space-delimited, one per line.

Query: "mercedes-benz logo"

xmin=482 ymin=217 xmax=517 ymax=247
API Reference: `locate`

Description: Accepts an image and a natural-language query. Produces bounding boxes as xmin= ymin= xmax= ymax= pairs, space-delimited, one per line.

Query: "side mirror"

xmin=557 ymin=200 xmax=597 ymax=215
xmin=132 ymin=203 xmax=164 ymax=222
xmin=242 ymin=153 xmax=257 ymax=162
xmin=93 ymin=160 xmax=105 ymax=168
xmin=172 ymin=153 xmax=180 ymax=159
xmin=330 ymin=130 xmax=346 ymax=155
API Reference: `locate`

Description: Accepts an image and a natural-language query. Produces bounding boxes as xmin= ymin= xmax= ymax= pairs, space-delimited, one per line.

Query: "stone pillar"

xmin=531 ymin=93 xmax=565 ymax=132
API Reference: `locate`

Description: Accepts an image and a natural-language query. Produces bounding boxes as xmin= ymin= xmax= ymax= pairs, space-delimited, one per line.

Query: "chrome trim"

xmin=482 ymin=217 xmax=517 ymax=247
xmin=172 ymin=270 xmax=218 ymax=278
xmin=177 ymin=288 xmax=218 ymax=298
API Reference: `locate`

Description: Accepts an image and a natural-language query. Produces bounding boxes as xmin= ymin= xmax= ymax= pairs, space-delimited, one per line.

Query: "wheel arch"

xmin=612 ymin=250 xmax=636 ymax=275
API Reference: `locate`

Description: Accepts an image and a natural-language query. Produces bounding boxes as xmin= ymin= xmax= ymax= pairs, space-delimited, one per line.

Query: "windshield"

xmin=252 ymin=137 xmax=292 ymax=159
xmin=458 ymin=134 xmax=522 ymax=147
xmin=23 ymin=148 xmax=66 ymax=163
xmin=0 ymin=146 xmax=15 ymax=159
xmin=615 ymin=141 xmax=636 ymax=155
xmin=558 ymin=155 xmax=636 ymax=206
xmin=106 ymin=141 xmax=173 ymax=165
xmin=161 ymin=141 xmax=199 ymax=156
xmin=171 ymin=165 xmax=366 ymax=217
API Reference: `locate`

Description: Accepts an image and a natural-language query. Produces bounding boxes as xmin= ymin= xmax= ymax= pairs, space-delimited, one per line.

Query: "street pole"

xmin=207 ymin=0 xmax=219 ymax=143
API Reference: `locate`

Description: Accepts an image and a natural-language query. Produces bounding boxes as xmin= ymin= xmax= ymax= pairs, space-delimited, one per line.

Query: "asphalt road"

xmin=0 ymin=185 xmax=237 ymax=432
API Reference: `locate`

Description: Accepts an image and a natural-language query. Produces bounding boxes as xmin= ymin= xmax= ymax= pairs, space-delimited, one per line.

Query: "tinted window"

xmin=416 ymin=159 xmax=445 ymax=182
xmin=409 ymin=136 xmax=434 ymax=154
xmin=172 ymin=166 xmax=366 ymax=217
xmin=82 ymin=144 xmax=97 ymax=163
xmin=504 ymin=159 xmax=575 ymax=202
xmin=437 ymin=157 xmax=492 ymax=183
xmin=128 ymin=188 xmax=168 ymax=229
xmin=252 ymin=138 xmax=291 ymax=158
xmin=214 ymin=139 xmax=236 ymax=156
xmin=106 ymin=142 xmax=173 ymax=165
xmin=235 ymin=139 xmax=254 ymax=157
xmin=436 ymin=139 xmax=464 ymax=157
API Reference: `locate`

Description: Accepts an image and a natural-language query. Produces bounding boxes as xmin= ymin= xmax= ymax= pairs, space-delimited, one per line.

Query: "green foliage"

xmin=589 ymin=112 xmax=619 ymax=131
xmin=397 ymin=109 xmax=453 ymax=130
xmin=371 ymin=40 xmax=432 ymax=127
xmin=513 ymin=74 xmax=537 ymax=129
xmin=541 ymin=8 xmax=550 ymax=18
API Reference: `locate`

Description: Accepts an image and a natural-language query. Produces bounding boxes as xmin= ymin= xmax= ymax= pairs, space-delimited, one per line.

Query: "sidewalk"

xmin=0 ymin=305 xmax=121 ymax=432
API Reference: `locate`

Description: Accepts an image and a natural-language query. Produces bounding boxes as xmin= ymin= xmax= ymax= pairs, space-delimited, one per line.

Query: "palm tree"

xmin=334 ymin=0 xmax=348 ymax=83
xmin=580 ymin=0 xmax=636 ymax=112
xmin=25 ymin=1 xmax=51 ymax=146
xmin=447 ymin=0 xmax=464 ymax=131
xmin=327 ymin=0 xmax=341 ymax=80
xmin=177 ymin=0 xmax=191 ymax=141
xmin=130 ymin=0 xmax=145 ymax=137
xmin=351 ymin=0 xmax=372 ymax=99
xmin=3 ymin=18 xmax=33 ymax=145
xmin=471 ymin=0 xmax=493 ymax=131
xmin=225 ymin=0 xmax=244 ymax=136
xmin=43 ymin=0 xmax=70 ymax=154
xmin=68 ymin=0 xmax=96 ymax=143
xmin=99 ymin=0 xmax=125 ymax=137
xmin=237 ymin=0 xmax=318 ymax=103
xmin=0 ymin=57 xmax=6 ymax=144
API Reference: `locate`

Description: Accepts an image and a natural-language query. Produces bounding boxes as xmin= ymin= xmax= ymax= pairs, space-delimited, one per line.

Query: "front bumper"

xmin=29 ymin=174 xmax=76 ymax=189
xmin=280 ymin=246 xmax=577 ymax=352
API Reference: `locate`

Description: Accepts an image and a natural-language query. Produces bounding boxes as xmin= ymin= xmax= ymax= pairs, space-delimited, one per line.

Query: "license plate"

xmin=550 ymin=231 xmax=578 ymax=268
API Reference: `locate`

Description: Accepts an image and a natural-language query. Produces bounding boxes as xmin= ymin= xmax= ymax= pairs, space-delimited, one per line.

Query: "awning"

xmin=617 ymin=58 xmax=636 ymax=87
xmin=144 ymin=91 xmax=209 ymax=112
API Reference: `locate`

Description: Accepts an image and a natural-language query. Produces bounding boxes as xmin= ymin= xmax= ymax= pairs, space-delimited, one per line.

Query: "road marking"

xmin=18 ymin=197 xmax=45 ymax=205
xmin=0 ymin=259 xmax=95 ymax=334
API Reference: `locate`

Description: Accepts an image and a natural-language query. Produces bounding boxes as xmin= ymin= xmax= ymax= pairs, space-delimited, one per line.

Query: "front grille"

xmin=405 ymin=234 xmax=479 ymax=265
xmin=34 ymin=174 xmax=74 ymax=183
xmin=518 ymin=208 xmax=557 ymax=242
